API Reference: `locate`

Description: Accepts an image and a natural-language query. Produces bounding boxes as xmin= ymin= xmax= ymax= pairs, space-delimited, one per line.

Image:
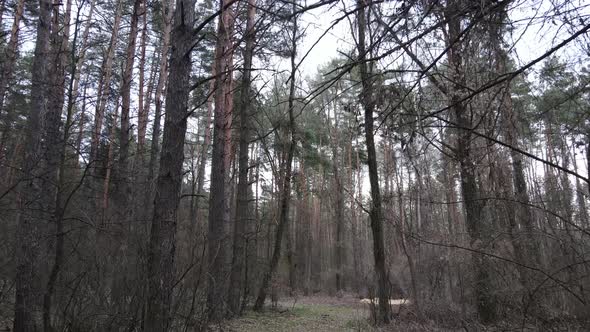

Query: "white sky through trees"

xmin=4 ymin=0 xmax=589 ymax=189
xmin=286 ymin=0 xmax=590 ymax=196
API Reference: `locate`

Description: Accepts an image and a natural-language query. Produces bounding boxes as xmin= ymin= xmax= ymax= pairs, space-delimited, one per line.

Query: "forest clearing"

xmin=1 ymin=0 xmax=590 ymax=330
xmin=218 ymin=296 xmax=373 ymax=331
xmin=216 ymin=296 xmax=589 ymax=331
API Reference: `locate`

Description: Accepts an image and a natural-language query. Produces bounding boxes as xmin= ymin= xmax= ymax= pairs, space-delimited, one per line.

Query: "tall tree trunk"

xmin=356 ymin=0 xmax=391 ymax=324
xmin=396 ymin=149 xmax=422 ymax=317
xmin=253 ymin=2 xmax=297 ymax=310
xmin=90 ymin=0 xmax=123 ymax=167
xmin=193 ymin=64 xmax=215 ymax=226
xmin=0 ymin=0 xmax=25 ymax=114
xmin=207 ymin=0 xmax=235 ymax=320
xmin=102 ymin=99 xmax=120 ymax=214
xmin=13 ymin=0 xmax=53 ymax=330
xmin=0 ymin=0 xmax=25 ymax=152
xmin=42 ymin=0 xmax=74 ymax=328
xmin=285 ymin=179 xmax=296 ymax=294
xmin=444 ymin=1 xmax=496 ymax=323
xmin=137 ymin=2 xmax=149 ymax=153
xmin=64 ymin=0 xmax=96 ymax=161
xmin=0 ymin=0 xmax=4 ymax=35
xmin=145 ymin=0 xmax=193 ymax=329
xmin=76 ymin=75 xmax=89 ymax=154
xmin=573 ymin=146 xmax=588 ymax=228
xmin=241 ymin=142 xmax=258 ymax=309
xmin=587 ymin=134 xmax=590 ymax=197
xmin=115 ymin=1 xmax=144 ymax=308
xmin=327 ymin=103 xmax=344 ymax=294
xmin=441 ymin=126 xmax=462 ymax=307
xmin=228 ymin=0 xmax=256 ymax=317
xmin=143 ymin=52 xmax=159 ymax=136
xmin=492 ymin=17 xmax=542 ymax=308
xmin=143 ymin=0 xmax=172 ymax=223
xmin=348 ymin=137 xmax=361 ymax=293
xmin=119 ymin=0 xmax=143 ymax=221
xmin=297 ymin=158 xmax=311 ymax=294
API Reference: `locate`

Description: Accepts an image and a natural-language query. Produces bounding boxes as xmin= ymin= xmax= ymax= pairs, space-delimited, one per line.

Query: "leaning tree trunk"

xmin=356 ymin=0 xmax=391 ymax=324
xmin=228 ymin=0 xmax=256 ymax=317
xmin=145 ymin=0 xmax=194 ymax=330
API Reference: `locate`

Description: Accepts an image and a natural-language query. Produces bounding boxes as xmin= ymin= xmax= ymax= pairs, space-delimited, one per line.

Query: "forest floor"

xmin=215 ymin=295 xmax=451 ymax=331
xmin=215 ymin=295 xmax=590 ymax=331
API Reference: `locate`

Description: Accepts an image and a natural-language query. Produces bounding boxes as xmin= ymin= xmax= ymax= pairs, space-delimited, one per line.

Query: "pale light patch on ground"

xmin=360 ymin=298 xmax=410 ymax=306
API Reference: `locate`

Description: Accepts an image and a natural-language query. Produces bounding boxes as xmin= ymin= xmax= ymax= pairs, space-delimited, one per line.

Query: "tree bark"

xmin=76 ymin=75 xmax=89 ymax=155
xmin=207 ymin=0 xmax=235 ymax=320
xmin=43 ymin=0 xmax=74 ymax=328
xmin=193 ymin=63 xmax=215 ymax=226
xmin=137 ymin=2 xmax=150 ymax=152
xmin=573 ymin=147 xmax=588 ymax=228
xmin=0 ymin=0 xmax=26 ymax=158
xmin=145 ymin=0 xmax=193 ymax=330
xmin=0 ymin=0 xmax=4 ymax=35
xmin=444 ymin=1 xmax=496 ymax=323
xmin=144 ymin=0 xmax=172 ymax=223
xmin=329 ymin=104 xmax=345 ymax=294
xmin=90 ymin=0 xmax=123 ymax=167
xmin=228 ymin=0 xmax=256 ymax=317
xmin=356 ymin=0 xmax=391 ymax=324
xmin=102 ymin=95 xmax=122 ymax=214
xmin=118 ymin=0 xmax=144 ymax=222
xmin=0 ymin=0 xmax=25 ymax=121
xmin=13 ymin=0 xmax=53 ymax=330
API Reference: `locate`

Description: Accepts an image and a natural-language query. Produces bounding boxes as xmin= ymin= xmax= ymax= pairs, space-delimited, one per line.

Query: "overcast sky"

xmin=294 ymin=0 xmax=590 ymax=77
